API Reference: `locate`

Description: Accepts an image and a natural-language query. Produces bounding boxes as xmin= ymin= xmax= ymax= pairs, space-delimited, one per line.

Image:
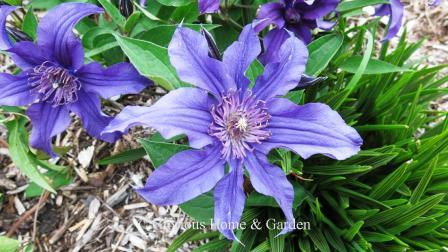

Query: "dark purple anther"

xmin=28 ymin=62 xmax=81 ymax=106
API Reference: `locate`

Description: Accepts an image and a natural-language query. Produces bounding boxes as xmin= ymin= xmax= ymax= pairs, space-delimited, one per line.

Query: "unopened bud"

xmin=119 ymin=0 xmax=134 ymax=18
xmin=200 ymin=27 xmax=221 ymax=60
xmin=6 ymin=27 xmax=32 ymax=42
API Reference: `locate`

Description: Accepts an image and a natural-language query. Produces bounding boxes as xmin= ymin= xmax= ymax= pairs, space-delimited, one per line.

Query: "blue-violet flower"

xmin=104 ymin=24 xmax=362 ymax=240
xmin=254 ymin=0 xmax=339 ymax=44
xmin=0 ymin=3 xmax=150 ymax=156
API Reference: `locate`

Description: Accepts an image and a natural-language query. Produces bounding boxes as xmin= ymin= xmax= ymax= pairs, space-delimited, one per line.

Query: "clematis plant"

xmin=0 ymin=3 xmax=150 ymax=156
xmin=104 ymin=24 xmax=362 ymax=240
xmin=254 ymin=0 xmax=339 ymax=44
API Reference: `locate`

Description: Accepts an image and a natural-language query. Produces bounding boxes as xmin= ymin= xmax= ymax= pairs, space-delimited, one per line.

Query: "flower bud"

xmin=6 ymin=26 xmax=32 ymax=42
xmin=200 ymin=27 xmax=221 ymax=60
xmin=118 ymin=0 xmax=133 ymax=18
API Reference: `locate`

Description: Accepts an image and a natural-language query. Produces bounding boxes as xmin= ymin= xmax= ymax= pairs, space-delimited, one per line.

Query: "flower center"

xmin=28 ymin=61 xmax=81 ymax=106
xmin=285 ymin=8 xmax=301 ymax=24
xmin=209 ymin=90 xmax=271 ymax=160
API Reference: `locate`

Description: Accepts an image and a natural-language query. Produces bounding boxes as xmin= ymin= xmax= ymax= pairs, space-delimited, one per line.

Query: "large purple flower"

xmin=104 ymin=24 xmax=362 ymax=240
xmin=254 ymin=0 xmax=339 ymax=44
xmin=0 ymin=3 xmax=150 ymax=156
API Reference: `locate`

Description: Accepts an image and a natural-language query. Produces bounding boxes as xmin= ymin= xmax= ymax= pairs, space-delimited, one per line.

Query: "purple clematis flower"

xmin=0 ymin=3 xmax=150 ymax=156
xmin=375 ymin=0 xmax=442 ymax=41
xmin=429 ymin=0 xmax=442 ymax=7
xmin=104 ymin=24 xmax=362 ymax=240
xmin=374 ymin=0 xmax=404 ymax=41
xmin=254 ymin=0 xmax=339 ymax=44
xmin=199 ymin=0 xmax=220 ymax=13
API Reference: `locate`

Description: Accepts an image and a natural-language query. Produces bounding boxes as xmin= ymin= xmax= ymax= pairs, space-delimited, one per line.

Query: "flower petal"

xmin=223 ymin=24 xmax=261 ymax=91
xmin=316 ymin=19 xmax=336 ymax=30
xmin=258 ymin=98 xmax=362 ymax=160
xmin=70 ymin=90 xmax=121 ymax=143
xmin=254 ymin=2 xmax=285 ymax=32
xmin=245 ymin=151 xmax=295 ymax=235
xmin=429 ymin=0 xmax=441 ymax=7
xmin=7 ymin=41 xmax=52 ymax=70
xmin=289 ymin=24 xmax=313 ymax=44
xmin=258 ymin=28 xmax=290 ymax=65
xmin=0 ymin=72 xmax=37 ymax=106
xmin=252 ymin=34 xmax=308 ymax=101
xmin=375 ymin=0 xmax=404 ymax=41
xmin=199 ymin=0 xmax=220 ymax=13
xmin=27 ymin=102 xmax=71 ymax=157
xmin=76 ymin=62 xmax=151 ymax=99
xmin=296 ymin=0 xmax=339 ymax=20
xmin=214 ymin=159 xmax=245 ymax=240
xmin=168 ymin=27 xmax=236 ymax=97
xmin=104 ymin=88 xmax=216 ymax=149
xmin=136 ymin=145 xmax=225 ymax=205
xmin=102 ymin=105 xmax=152 ymax=135
xmin=0 ymin=5 xmax=16 ymax=50
xmin=37 ymin=3 xmax=102 ymax=69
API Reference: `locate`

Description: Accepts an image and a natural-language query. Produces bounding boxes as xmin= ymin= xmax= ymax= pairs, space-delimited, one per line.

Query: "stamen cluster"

xmin=209 ymin=90 xmax=272 ymax=160
xmin=28 ymin=61 xmax=81 ymax=106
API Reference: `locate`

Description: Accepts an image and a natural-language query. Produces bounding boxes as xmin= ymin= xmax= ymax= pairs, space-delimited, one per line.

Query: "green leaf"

xmin=156 ymin=0 xmax=192 ymax=6
xmin=246 ymin=181 xmax=308 ymax=209
xmin=3 ymin=0 xmax=21 ymax=6
xmin=5 ymin=118 xmax=55 ymax=193
xmin=22 ymin=7 xmax=38 ymax=40
xmin=246 ymin=59 xmax=264 ymax=87
xmin=192 ymin=239 xmax=229 ymax=252
xmin=409 ymin=156 xmax=437 ymax=204
xmin=167 ymin=228 xmax=201 ymax=252
xmin=170 ymin=2 xmax=199 ymax=23
xmin=251 ymin=240 xmax=270 ymax=252
xmin=304 ymin=165 xmax=372 ymax=175
xmin=355 ymin=124 xmax=409 ymax=131
xmin=25 ymin=170 xmax=73 ymax=198
xmin=343 ymin=221 xmax=364 ymax=241
xmin=98 ymin=0 xmax=126 ymax=28
xmin=306 ymin=33 xmax=343 ymax=76
xmin=97 ymin=147 xmax=146 ymax=165
xmin=365 ymin=194 xmax=445 ymax=227
xmin=113 ymin=34 xmax=183 ymax=90
xmin=124 ymin=11 xmax=141 ymax=34
xmin=340 ymin=56 xmax=410 ymax=74
xmin=307 ymin=229 xmax=331 ymax=252
xmin=180 ymin=191 xmax=214 ymax=222
xmin=137 ymin=24 xmax=220 ymax=47
xmin=337 ymin=0 xmax=388 ymax=13
xmin=85 ymin=41 xmax=119 ymax=58
xmin=139 ymin=139 xmax=189 ymax=168
xmin=369 ymin=162 xmax=410 ymax=200
xmin=0 ymin=236 xmax=20 ymax=252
